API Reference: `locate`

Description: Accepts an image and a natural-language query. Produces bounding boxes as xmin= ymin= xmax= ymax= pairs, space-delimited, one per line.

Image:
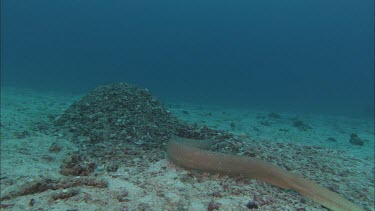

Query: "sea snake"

xmin=167 ymin=137 xmax=364 ymax=211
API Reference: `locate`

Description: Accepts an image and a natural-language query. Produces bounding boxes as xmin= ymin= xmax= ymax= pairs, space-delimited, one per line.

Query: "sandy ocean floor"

xmin=1 ymin=87 xmax=374 ymax=210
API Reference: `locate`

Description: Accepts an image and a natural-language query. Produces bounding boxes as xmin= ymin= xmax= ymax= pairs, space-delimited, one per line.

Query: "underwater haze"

xmin=1 ymin=2 xmax=375 ymax=210
xmin=2 ymin=0 xmax=374 ymax=117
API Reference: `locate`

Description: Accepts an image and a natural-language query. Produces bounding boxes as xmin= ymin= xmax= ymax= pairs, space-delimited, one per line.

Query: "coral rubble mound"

xmin=55 ymin=82 xmax=183 ymax=145
xmin=55 ymin=82 xmax=233 ymax=162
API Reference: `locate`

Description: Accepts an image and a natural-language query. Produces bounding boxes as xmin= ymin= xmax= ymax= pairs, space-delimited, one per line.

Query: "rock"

xmin=349 ymin=133 xmax=364 ymax=146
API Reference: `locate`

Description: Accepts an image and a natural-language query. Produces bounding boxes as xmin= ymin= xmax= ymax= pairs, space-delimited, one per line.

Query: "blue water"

xmin=2 ymin=0 xmax=374 ymax=117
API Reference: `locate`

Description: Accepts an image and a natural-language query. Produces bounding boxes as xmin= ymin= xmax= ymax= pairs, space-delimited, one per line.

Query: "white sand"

xmin=1 ymin=87 xmax=374 ymax=210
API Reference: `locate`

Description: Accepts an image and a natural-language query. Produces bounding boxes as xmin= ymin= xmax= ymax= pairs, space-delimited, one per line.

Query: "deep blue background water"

xmin=2 ymin=0 xmax=374 ymax=117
